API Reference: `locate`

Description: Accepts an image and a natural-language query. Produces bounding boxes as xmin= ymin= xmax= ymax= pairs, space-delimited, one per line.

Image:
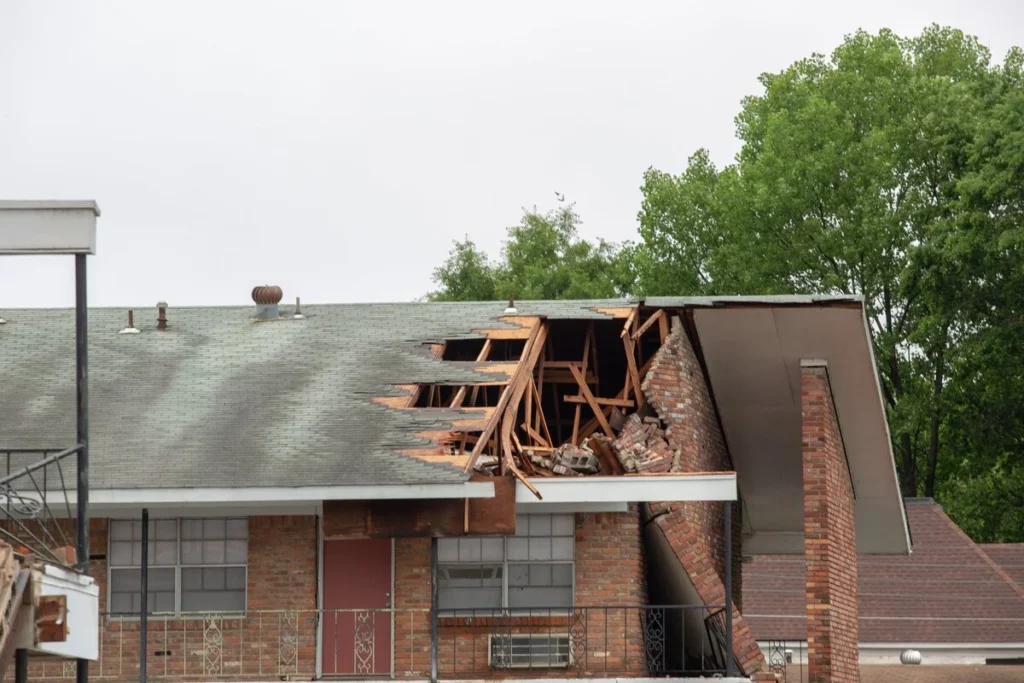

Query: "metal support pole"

xmin=75 ymin=253 xmax=90 ymax=683
xmin=140 ymin=508 xmax=149 ymax=683
xmin=430 ymin=537 xmax=439 ymax=683
xmin=15 ymin=648 xmax=28 ymax=683
xmin=724 ymin=500 xmax=735 ymax=676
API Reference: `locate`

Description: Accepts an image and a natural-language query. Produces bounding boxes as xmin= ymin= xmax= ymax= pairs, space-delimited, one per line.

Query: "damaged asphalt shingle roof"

xmin=0 ymin=300 xmax=629 ymax=490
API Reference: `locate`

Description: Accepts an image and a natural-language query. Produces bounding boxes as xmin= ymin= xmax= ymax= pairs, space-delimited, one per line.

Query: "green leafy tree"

xmin=634 ymin=26 xmax=1024 ymax=539
xmin=427 ymin=204 xmax=633 ymax=302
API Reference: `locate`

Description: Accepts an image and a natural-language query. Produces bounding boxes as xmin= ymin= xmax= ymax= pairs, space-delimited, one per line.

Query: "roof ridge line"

xmin=932 ymin=504 xmax=1024 ymax=601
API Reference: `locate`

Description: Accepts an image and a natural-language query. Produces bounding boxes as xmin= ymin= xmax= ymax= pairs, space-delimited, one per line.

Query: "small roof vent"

xmin=156 ymin=301 xmax=168 ymax=330
xmin=504 ymin=297 xmax=517 ymax=314
xmin=119 ymin=310 xmax=140 ymax=334
xmin=252 ymin=285 xmax=283 ymax=321
xmin=293 ymin=297 xmax=305 ymax=320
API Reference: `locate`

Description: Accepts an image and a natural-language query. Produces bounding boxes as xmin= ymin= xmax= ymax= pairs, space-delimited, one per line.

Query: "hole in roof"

xmin=441 ymin=338 xmax=525 ymax=361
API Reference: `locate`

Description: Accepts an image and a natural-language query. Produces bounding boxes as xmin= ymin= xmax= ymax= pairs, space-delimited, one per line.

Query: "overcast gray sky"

xmin=1 ymin=1 xmax=1021 ymax=308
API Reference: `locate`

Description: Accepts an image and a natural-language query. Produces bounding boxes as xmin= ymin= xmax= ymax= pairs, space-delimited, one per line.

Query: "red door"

xmin=322 ymin=539 xmax=392 ymax=676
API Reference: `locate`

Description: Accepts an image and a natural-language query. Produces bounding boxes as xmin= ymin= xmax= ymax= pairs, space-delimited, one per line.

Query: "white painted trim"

xmin=799 ymin=358 xmax=828 ymax=368
xmin=54 ymin=482 xmax=496 ymax=510
xmin=517 ymin=473 xmax=737 ymax=503
xmin=517 ymin=502 xmax=629 ymax=514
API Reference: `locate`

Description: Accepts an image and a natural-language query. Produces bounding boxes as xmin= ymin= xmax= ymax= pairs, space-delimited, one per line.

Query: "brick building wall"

xmin=644 ymin=318 xmax=764 ymax=675
xmin=391 ymin=506 xmax=650 ymax=678
xmin=802 ymin=363 xmax=859 ymax=683
xmin=32 ymin=515 xmax=318 ymax=682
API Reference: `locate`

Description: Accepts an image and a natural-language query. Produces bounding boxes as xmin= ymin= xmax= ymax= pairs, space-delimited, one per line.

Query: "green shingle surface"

xmin=0 ymin=300 xmax=632 ymax=490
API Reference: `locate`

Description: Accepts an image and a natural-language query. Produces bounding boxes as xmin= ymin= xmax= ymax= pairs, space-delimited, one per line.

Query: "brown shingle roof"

xmin=743 ymin=499 xmax=1024 ymax=643
xmin=981 ymin=544 xmax=1024 ymax=592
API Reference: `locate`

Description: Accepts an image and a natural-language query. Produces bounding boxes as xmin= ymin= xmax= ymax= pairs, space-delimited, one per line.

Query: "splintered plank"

xmin=633 ymin=309 xmax=665 ymax=340
xmin=530 ymin=378 xmax=554 ymax=446
xmin=623 ymin=336 xmax=643 ymax=408
xmin=465 ymin=321 xmax=548 ymax=472
xmin=521 ymin=422 xmax=550 ymax=447
xmin=564 ymin=395 xmax=635 ymax=408
xmin=620 ymin=307 xmax=638 ymax=338
xmin=569 ymin=363 xmax=614 ymax=438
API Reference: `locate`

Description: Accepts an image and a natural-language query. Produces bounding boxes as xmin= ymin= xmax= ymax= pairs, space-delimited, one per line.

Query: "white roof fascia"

xmin=517 ymin=473 xmax=737 ymax=504
xmin=54 ymin=481 xmax=495 ymax=510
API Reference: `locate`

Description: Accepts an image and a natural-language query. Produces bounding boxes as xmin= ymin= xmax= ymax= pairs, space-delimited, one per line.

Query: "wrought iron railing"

xmin=22 ymin=605 xmax=736 ymax=680
xmin=0 ymin=448 xmax=83 ymax=568
xmin=766 ymin=639 xmax=808 ymax=682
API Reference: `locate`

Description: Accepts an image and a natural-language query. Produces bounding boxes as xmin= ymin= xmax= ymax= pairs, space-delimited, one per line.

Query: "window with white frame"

xmin=437 ymin=513 xmax=574 ymax=612
xmin=108 ymin=518 xmax=248 ymax=615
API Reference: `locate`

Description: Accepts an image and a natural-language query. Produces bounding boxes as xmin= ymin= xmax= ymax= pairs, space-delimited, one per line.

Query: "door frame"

xmin=316 ymin=518 xmax=396 ymax=679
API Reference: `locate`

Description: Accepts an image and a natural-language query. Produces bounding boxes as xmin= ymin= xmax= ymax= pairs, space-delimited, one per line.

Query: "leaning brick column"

xmin=802 ymin=361 xmax=859 ymax=683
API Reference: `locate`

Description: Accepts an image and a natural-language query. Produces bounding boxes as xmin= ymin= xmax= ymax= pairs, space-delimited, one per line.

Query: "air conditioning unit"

xmin=489 ymin=634 xmax=572 ymax=669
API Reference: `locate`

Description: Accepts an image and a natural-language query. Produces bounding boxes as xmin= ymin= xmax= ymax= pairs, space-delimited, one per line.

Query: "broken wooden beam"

xmin=568 ymin=363 xmax=615 ymax=438
xmin=563 ymin=395 xmax=635 ymax=408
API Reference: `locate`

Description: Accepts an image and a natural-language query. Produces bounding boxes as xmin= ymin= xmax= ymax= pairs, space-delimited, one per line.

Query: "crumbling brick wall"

xmin=31 ymin=515 xmax=318 ymax=682
xmin=644 ymin=318 xmax=764 ymax=675
xmin=393 ymin=507 xmax=648 ymax=678
xmin=802 ymin=363 xmax=859 ymax=683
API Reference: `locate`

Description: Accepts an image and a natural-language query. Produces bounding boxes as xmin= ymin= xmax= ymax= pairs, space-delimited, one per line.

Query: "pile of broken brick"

xmin=475 ymin=408 xmax=682 ymax=478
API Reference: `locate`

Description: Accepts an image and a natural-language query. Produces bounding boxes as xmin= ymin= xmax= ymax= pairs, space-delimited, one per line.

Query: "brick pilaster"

xmin=802 ymin=362 xmax=859 ymax=683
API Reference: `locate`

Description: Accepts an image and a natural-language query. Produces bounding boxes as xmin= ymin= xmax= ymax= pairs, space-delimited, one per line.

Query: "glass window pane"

xmin=182 ymin=590 xmax=244 ymax=612
xmin=110 ymin=521 xmax=133 ymax=541
xmin=480 ymin=538 xmax=503 ymax=562
xmin=153 ymin=592 xmax=175 ymax=613
xmin=515 ymin=515 xmax=528 ymax=536
xmin=182 ymin=567 xmax=202 ymax=591
xmin=551 ymin=563 xmax=573 ymax=586
xmin=226 ymin=519 xmax=248 ymax=540
xmin=552 ymin=514 xmax=574 ymax=536
xmin=110 ymin=593 xmax=132 ymax=614
xmin=181 ymin=519 xmax=203 ymax=540
xmin=110 ymin=541 xmax=135 ymax=566
xmin=438 ymin=587 xmax=501 ymax=611
xmin=181 ymin=540 xmax=203 ymax=565
xmin=508 ymin=563 xmax=530 ymax=587
xmin=150 ymin=568 xmax=175 ymax=591
xmin=528 ymin=537 xmax=552 ymax=561
xmin=203 ymin=519 xmax=226 ymax=539
xmin=438 ymin=539 xmax=458 ymax=562
xmin=508 ymin=586 xmax=572 ymax=609
xmin=203 ymin=540 xmax=226 ymax=564
xmin=226 ymin=567 xmax=246 ymax=590
xmin=529 ymin=515 xmax=551 ymax=537
xmin=155 ymin=520 xmax=177 ymax=540
xmin=203 ymin=567 xmax=226 ymax=590
xmin=551 ymin=537 xmax=574 ymax=561
xmin=225 ymin=540 xmax=247 ymax=564
xmin=131 ymin=542 xmax=143 ymax=565
xmin=529 ymin=564 xmax=552 ymax=586
xmin=154 ymin=540 xmax=177 ymax=565
xmin=131 ymin=521 xmax=142 ymax=540
xmin=507 ymin=538 xmax=529 ymax=561
xmin=111 ymin=568 xmax=141 ymax=592
xmin=457 ymin=539 xmax=481 ymax=562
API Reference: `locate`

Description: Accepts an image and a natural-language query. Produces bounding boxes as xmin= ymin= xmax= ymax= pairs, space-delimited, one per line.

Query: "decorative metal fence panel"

xmin=25 ymin=605 xmax=733 ymax=680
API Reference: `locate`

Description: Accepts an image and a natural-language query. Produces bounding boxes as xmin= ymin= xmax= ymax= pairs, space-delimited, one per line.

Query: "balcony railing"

xmin=24 ymin=605 xmax=733 ymax=680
